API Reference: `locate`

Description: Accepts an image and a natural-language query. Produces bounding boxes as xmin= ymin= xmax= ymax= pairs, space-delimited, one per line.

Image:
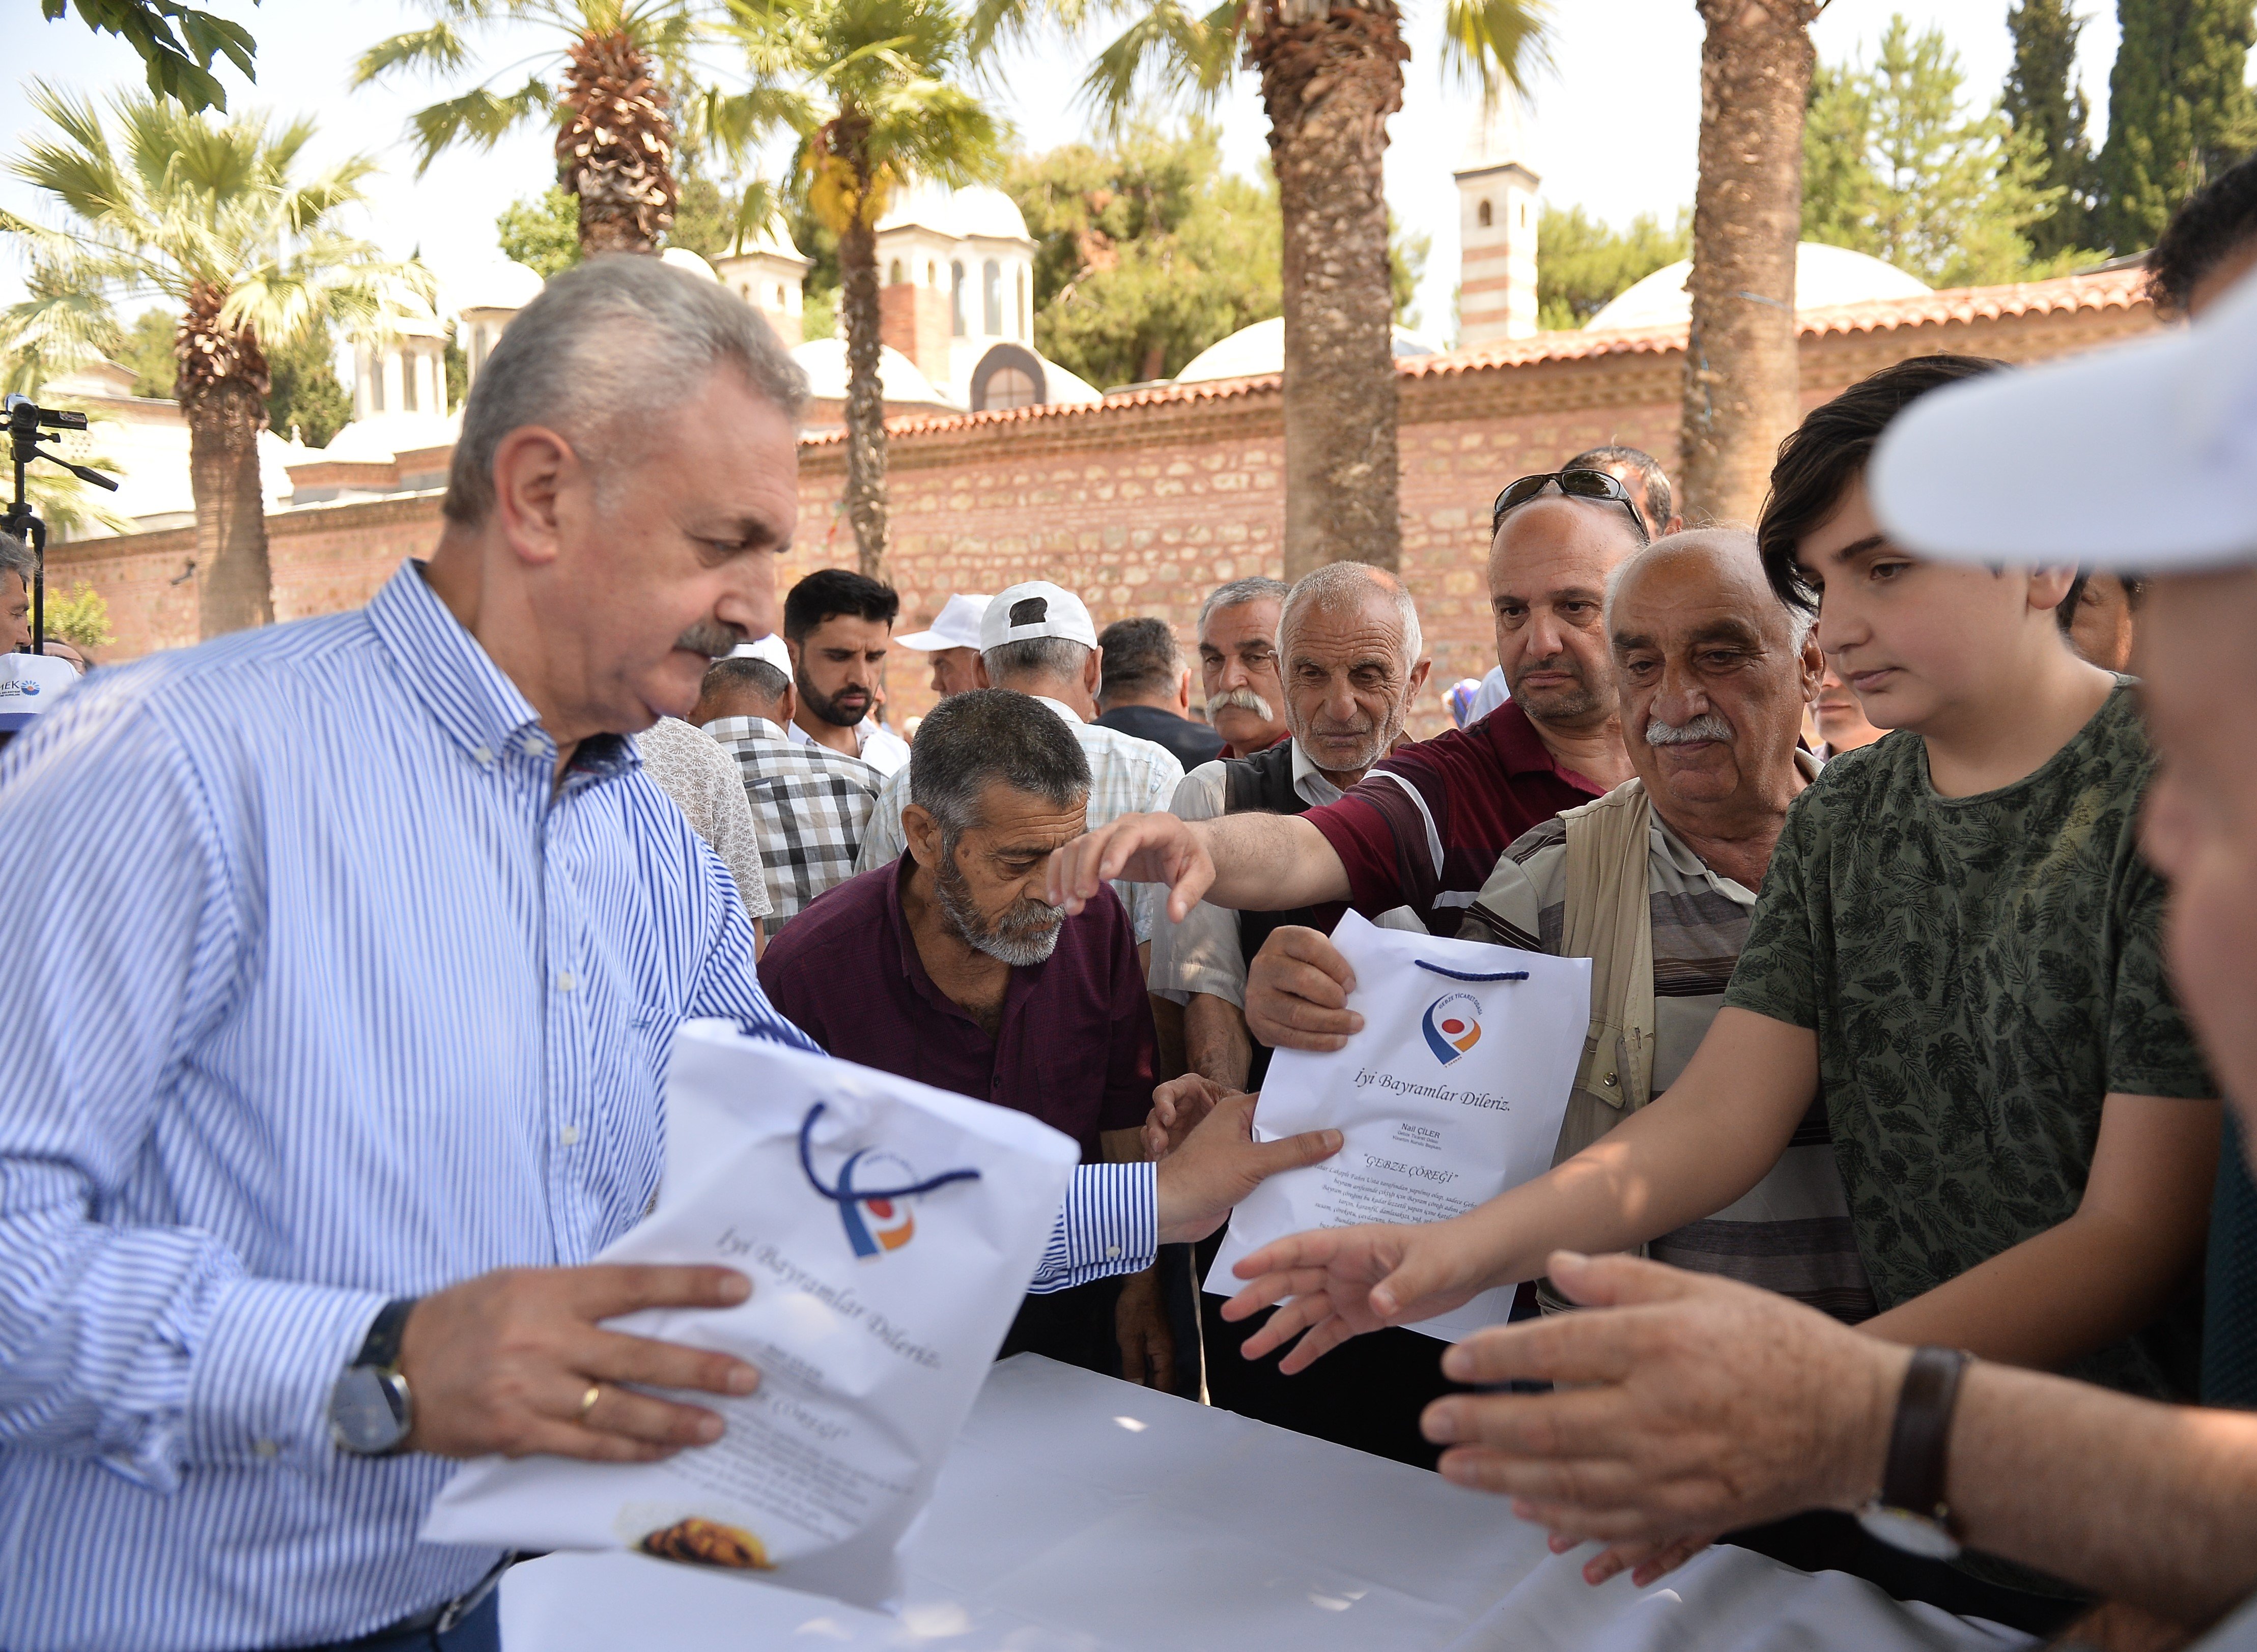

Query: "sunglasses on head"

xmin=1491 ymin=469 xmax=1651 ymax=543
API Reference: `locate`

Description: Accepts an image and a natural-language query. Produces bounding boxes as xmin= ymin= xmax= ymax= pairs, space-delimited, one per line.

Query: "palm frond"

xmin=353 ymin=21 xmax=480 ymax=85
xmin=1077 ymin=0 xmax=1239 ymax=128
xmin=406 ymin=78 xmax=556 ymax=173
xmin=1436 ymin=0 xmax=1551 ymax=100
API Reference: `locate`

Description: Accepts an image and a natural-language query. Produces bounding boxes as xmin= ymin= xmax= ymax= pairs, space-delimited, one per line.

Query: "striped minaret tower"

xmin=1455 ymin=96 xmax=1540 ymax=349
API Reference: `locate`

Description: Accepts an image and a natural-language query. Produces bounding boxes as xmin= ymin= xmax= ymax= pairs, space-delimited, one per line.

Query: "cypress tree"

xmin=2005 ymin=0 xmax=2095 ymax=255
xmin=2096 ymin=0 xmax=2257 ymax=253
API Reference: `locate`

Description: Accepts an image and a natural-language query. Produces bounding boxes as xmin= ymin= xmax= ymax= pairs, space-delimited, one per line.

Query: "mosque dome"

xmin=318 ymin=409 xmax=460 ymax=462
xmin=788 ymin=336 xmax=958 ymax=409
xmin=1173 ymin=316 xmax=1442 ymax=384
xmin=873 ymin=182 xmax=1031 ymax=244
xmin=660 ymin=247 xmax=722 ymax=283
xmin=449 ymin=258 xmax=545 ymax=316
xmin=1584 ymin=242 xmax=1932 ymax=332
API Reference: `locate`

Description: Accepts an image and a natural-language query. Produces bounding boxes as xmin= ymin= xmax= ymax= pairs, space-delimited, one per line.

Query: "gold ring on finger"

xmin=578 ymin=1382 xmax=602 ymax=1419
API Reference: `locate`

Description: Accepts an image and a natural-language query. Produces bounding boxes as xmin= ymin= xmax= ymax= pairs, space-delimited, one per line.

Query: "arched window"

xmin=982 ymin=259 xmax=1002 ymax=335
xmin=1477 ymin=198 xmax=1492 ymax=229
xmin=982 ymin=365 xmax=1039 ymax=410
xmin=888 ymin=258 xmax=904 ymax=286
xmin=776 ymin=283 xmax=788 ymax=308
xmin=1518 ymin=201 xmax=1528 ymax=230
xmin=926 ymin=261 xmax=937 ymax=286
xmin=951 ymin=261 xmax=966 ymax=336
xmin=369 ymin=352 xmax=384 ymax=412
xmin=402 ymin=349 xmax=418 ymax=412
xmin=1015 ymin=266 xmax=1027 ymax=339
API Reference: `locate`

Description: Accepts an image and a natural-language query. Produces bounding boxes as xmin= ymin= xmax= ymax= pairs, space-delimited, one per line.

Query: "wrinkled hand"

xmin=1245 ymin=926 xmax=1363 ymax=1052
xmin=1145 ymin=1073 xmax=1234 ymax=1159
xmin=1221 ymin=1215 xmax=1494 ymax=1373
xmin=399 ymin=1265 xmax=760 ymax=1462
xmin=1114 ymin=1267 xmax=1177 ymax=1393
xmin=1417 ymin=1252 xmax=1905 ymax=1551
xmin=1154 ymin=1091 xmax=1341 ymax=1244
xmin=1569 ymin=1532 xmax=1715 ymax=1590
xmin=1045 ymin=812 xmax=1215 ymax=923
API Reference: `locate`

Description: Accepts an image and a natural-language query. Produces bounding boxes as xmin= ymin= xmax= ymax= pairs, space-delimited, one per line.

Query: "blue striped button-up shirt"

xmin=0 ymin=561 xmax=1153 ymax=1652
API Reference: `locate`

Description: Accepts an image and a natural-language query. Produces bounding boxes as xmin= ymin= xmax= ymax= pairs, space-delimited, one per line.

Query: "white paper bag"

xmin=421 ymin=1022 xmax=1079 ymax=1611
xmin=1206 ymin=911 xmax=1589 ymax=1343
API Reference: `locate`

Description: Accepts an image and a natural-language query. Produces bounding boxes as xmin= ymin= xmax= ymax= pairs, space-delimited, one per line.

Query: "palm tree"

xmin=1679 ymin=0 xmax=1822 ymax=527
xmin=3 ymin=89 xmax=432 ymax=637
xmin=356 ymin=0 xmax=705 ymax=254
xmin=711 ymin=0 xmax=1004 ymax=579
xmin=975 ymin=0 xmax=1545 ymax=577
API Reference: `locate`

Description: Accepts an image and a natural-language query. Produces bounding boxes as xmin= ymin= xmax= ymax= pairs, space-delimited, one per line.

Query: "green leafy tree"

xmin=975 ymin=0 xmax=1546 ymax=576
xmin=265 ymin=321 xmax=353 ymax=447
xmin=1390 ymin=218 xmax=1427 ymax=329
xmin=119 ymin=305 xmax=177 ymax=396
xmin=2005 ymin=0 xmax=2096 ymax=258
xmin=711 ymin=0 xmax=1004 ymax=580
xmin=44 ymin=581 xmax=117 ymax=649
xmin=497 ymin=186 xmax=585 ymax=278
xmin=2095 ymin=0 xmax=2257 ymax=253
xmin=1800 ymin=16 xmax=2088 ymax=289
xmin=3 ymin=89 xmax=432 ymax=635
xmin=356 ymin=0 xmax=706 ymax=254
xmin=1536 ymin=204 xmax=1688 ymax=330
xmin=39 ymin=0 xmax=257 ymax=114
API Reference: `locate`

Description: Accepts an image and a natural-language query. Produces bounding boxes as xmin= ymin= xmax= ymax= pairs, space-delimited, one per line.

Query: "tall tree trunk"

xmin=1680 ymin=1 xmax=1818 ymax=528
xmin=176 ymin=286 xmax=273 ymax=637
xmin=837 ymin=211 xmax=889 ymax=580
xmin=559 ymin=29 xmax=678 ymax=255
xmin=1250 ymin=0 xmax=1408 ymax=578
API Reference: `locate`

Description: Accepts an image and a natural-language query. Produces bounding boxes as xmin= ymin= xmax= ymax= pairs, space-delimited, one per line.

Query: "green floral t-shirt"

xmin=1725 ymin=682 xmax=2213 ymax=1399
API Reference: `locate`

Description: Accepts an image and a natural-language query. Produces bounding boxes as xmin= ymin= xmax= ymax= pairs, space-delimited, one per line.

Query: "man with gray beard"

xmin=759 ymin=689 xmax=1166 ymax=1379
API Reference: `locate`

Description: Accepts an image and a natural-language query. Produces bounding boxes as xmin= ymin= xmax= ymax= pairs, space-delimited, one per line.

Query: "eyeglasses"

xmin=1491 ymin=469 xmax=1652 ymax=543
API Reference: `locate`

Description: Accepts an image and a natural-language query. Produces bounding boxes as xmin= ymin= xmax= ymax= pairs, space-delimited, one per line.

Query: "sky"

xmin=2 ymin=1 xmax=2141 ymax=358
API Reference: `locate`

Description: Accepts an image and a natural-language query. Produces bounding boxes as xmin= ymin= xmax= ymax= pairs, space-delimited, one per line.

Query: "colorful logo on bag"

xmin=834 ymin=1150 xmax=920 ymax=1258
xmin=1421 ymin=992 xmax=1484 ymax=1065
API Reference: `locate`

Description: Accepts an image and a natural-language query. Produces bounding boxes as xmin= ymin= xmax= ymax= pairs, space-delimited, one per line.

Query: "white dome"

xmin=1585 ymin=242 xmax=1932 ymax=332
xmin=1037 ymin=355 xmax=1104 ymax=405
xmin=950 ymin=185 xmax=1030 ymax=243
xmin=874 ymin=182 xmax=959 ymax=237
xmin=788 ymin=337 xmax=958 ymax=408
xmin=450 ymin=258 xmax=545 ymax=316
xmin=661 ymin=247 xmax=721 ymax=283
xmin=1173 ymin=317 xmax=1441 ymax=384
xmin=317 ymin=409 xmax=460 ymax=462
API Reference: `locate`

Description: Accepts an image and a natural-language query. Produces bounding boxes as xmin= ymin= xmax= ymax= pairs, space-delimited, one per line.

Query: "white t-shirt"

xmin=788 ymin=715 xmax=910 ymax=777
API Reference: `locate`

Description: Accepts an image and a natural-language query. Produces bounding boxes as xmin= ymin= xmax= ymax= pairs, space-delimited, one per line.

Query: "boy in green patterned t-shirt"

xmin=1226 ymin=357 xmax=2219 ymax=1413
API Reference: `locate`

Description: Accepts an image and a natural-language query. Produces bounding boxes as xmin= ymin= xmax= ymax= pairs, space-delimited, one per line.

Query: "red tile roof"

xmin=800 ymin=267 xmax=2153 ymax=445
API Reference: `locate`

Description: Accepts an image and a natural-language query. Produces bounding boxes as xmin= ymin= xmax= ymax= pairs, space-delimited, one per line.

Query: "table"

xmin=500 ymin=1354 xmax=2034 ymax=1651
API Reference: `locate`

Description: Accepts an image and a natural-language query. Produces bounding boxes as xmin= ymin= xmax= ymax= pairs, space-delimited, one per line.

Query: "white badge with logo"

xmin=1205 ymin=910 xmax=1589 ymax=1342
xmin=0 ymin=652 xmax=79 ymax=732
xmin=421 ymin=1023 xmax=1078 ymax=1611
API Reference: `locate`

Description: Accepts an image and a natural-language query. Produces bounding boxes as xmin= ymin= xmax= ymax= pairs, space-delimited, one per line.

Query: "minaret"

xmin=1455 ymin=95 xmax=1540 ymax=348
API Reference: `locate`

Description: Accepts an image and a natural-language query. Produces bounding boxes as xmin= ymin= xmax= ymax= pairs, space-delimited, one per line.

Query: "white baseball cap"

xmin=981 ymin=581 xmax=1098 ymax=652
xmin=0 ymin=651 xmax=79 ymax=733
xmin=1871 ymin=266 xmax=2257 ymax=574
xmin=727 ymin=634 xmax=793 ymax=671
xmin=897 ymin=592 xmax=994 ymax=652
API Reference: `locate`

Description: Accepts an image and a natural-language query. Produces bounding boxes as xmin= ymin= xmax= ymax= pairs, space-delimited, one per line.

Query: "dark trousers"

xmin=1724 ymin=1513 xmax=2090 ymax=1637
xmin=1000 ymin=1275 xmax=1126 ymax=1376
xmin=272 ymin=1593 xmax=499 ymax=1652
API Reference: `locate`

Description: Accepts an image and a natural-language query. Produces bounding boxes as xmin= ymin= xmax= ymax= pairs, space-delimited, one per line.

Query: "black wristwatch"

xmin=1856 ymin=1345 xmax=1971 ymax=1559
xmin=329 ymin=1298 xmax=418 ymax=1457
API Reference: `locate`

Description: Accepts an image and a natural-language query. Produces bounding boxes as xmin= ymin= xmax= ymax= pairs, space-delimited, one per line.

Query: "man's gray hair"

xmin=0 ymin=530 xmax=35 ymax=586
xmin=984 ymin=636 xmax=1091 ymax=686
xmin=443 ymin=254 xmax=808 ymax=526
xmin=910 ymin=688 xmax=1091 ymax=844
xmin=1602 ymin=529 xmax=1815 ymax=651
xmin=1280 ymin=561 xmax=1423 ymax=666
xmin=1198 ymin=575 xmax=1290 ymax=634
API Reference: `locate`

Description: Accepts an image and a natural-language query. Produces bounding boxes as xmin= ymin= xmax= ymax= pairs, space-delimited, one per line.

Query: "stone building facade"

xmin=50 ymin=268 xmax=2154 ymax=740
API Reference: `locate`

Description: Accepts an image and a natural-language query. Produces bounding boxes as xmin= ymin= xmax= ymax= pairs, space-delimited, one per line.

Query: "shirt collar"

xmin=882 ymin=852 xmax=1042 ymax=1029
xmin=788 ymin=716 xmax=866 ymax=753
xmin=1031 ymin=695 xmax=1086 ymax=727
xmin=1487 ymin=697 xmax=1605 ymax=793
xmin=1285 ymin=738 xmax=1348 ymax=808
xmin=702 ymin=715 xmax=787 ymax=744
xmin=365 ymin=560 xmax=637 ymax=782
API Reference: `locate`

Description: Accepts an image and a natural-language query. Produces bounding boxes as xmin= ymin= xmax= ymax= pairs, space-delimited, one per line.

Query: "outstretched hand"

xmin=1220 ymin=1217 xmax=1494 ymax=1373
xmin=1244 ymin=925 xmax=1362 ymax=1052
xmin=1145 ymin=1073 xmax=1233 ymax=1159
xmin=1044 ymin=812 xmax=1215 ymax=924
xmin=1153 ymin=1091 xmax=1340 ymax=1244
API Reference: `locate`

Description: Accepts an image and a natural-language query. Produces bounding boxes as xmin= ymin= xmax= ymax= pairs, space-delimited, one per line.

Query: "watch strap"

xmin=352 ymin=1297 xmax=417 ymax=1376
xmin=1880 ymin=1345 xmax=1970 ymax=1520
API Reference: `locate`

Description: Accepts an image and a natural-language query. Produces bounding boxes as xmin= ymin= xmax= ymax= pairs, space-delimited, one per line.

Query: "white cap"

xmin=1871 ymin=267 xmax=2257 ymax=574
xmin=727 ymin=634 xmax=793 ymax=671
xmin=0 ymin=652 xmax=80 ymax=732
xmin=981 ymin=581 xmax=1098 ymax=652
xmin=897 ymin=592 xmax=994 ymax=652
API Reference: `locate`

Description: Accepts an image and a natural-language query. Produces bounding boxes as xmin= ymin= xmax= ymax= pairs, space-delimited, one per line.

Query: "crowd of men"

xmin=9 ymin=152 xmax=2257 ymax=1652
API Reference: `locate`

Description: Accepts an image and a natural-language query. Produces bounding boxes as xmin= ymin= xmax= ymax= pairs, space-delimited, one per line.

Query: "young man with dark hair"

xmin=779 ymin=567 xmax=908 ymax=774
xmin=1094 ymin=616 xmax=1225 ymax=770
xmin=1223 ymin=354 xmax=2220 ymax=1624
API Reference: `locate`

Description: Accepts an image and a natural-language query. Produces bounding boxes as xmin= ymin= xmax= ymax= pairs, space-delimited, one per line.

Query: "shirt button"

xmin=560 ymin=1123 xmax=582 ymax=1147
xmin=471 ymin=745 xmax=494 ymax=766
xmin=557 ymin=972 xmax=576 ymax=992
xmin=521 ymin=734 xmax=544 ymax=756
xmin=253 ymin=1438 xmax=279 ymax=1460
xmin=1106 ymin=1245 xmax=1122 ymax=1260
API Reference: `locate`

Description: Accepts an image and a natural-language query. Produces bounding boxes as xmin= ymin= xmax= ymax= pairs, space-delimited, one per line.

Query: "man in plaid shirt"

xmin=694 ymin=653 xmax=882 ymax=937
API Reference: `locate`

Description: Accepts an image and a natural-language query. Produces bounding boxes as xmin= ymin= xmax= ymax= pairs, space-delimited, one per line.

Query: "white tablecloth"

xmin=499 ymin=1354 xmax=2034 ymax=1652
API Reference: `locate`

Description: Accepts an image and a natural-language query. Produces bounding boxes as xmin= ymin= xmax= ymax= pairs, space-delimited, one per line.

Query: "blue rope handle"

xmin=1414 ymin=959 xmax=1530 ymax=984
xmin=798 ymin=1101 xmax=983 ymax=1204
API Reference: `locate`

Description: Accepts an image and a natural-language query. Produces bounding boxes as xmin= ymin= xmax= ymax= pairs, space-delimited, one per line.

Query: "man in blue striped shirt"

xmin=0 ymin=257 xmax=1334 ymax=1652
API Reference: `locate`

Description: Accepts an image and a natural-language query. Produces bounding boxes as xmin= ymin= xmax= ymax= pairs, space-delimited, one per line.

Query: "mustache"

xmin=675 ymin=619 xmax=745 ymax=659
xmin=1209 ymin=687 xmax=1275 ymax=721
xmin=1645 ymin=712 xmax=1735 ymax=746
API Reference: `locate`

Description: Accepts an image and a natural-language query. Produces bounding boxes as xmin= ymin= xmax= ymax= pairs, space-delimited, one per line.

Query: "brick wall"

xmin=53 ymin=283 xmax=2155 ymax=743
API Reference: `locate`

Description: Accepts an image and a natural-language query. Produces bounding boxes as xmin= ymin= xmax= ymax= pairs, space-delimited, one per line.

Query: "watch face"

xmin=1856 ymin=1503 xmax=1962 ymax=1561
xmin=330 ymin=1367 xmax=410 ymax=1456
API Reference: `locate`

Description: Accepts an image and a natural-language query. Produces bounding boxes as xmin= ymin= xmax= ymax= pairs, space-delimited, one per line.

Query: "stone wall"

xmin=52 ymin=273 xmax=2156 ymax=742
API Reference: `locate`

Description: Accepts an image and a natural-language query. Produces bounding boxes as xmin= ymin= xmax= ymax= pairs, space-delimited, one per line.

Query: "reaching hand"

xmin=1244 ymin=926 xmax=1363 ymax=1052
xmin=1145 ymin=1073 xmax=1234 ymax=1159
xmin=1153 ymin=1091 xmax=1340 ymax=1244
xmin=1221 ymin=1217 xmax=1496 ymax=1373
xmin=1044 ymin=812 xmax=1216 ymax=923
xmin=1113 ymin=1267 xmax=1177 ymax=1393
xmin=398 ymin=1264 xmax=760 ymax=1462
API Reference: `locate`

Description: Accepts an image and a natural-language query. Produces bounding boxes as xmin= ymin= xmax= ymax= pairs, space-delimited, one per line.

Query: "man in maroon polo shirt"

xmin=760 ymin=687 xmax=1161 ymax=1382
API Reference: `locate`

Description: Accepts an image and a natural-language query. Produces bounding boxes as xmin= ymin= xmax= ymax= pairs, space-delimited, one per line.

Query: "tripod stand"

xmin=5 ymin=393 xmax=121 ymax=656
